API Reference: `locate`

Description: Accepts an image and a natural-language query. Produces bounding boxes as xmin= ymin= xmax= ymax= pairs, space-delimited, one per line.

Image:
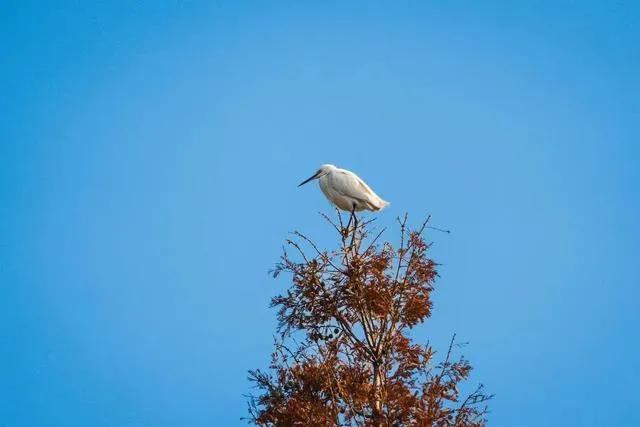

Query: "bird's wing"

xmin=354 ymin=175 xmax=376 ymax=197
xmin=332 ymin=170 xmax=374 ymax=202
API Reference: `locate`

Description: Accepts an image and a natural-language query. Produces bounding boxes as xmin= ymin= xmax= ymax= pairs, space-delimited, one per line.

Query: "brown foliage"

xmin=247 ymin=212 xmax=491 ymax=426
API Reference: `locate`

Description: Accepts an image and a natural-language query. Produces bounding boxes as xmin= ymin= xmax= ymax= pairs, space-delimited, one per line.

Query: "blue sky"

xmin=1 ymin=1 xmax=639 ymax=426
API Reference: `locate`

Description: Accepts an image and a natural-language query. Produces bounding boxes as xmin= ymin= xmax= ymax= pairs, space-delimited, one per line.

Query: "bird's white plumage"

xmin=299 ymin=164 xmax=389 ymax=212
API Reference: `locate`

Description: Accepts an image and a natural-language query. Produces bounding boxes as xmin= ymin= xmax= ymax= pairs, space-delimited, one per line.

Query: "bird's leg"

xmin=349 ymin=204 xmax=358 ymax=249
xmin=344 ymin=210 xmax=353 ymax=237
xmin=352 ymin=210 xmax=358 ymax=232
xmin=349 ymin=204 xmax=357 ymax=233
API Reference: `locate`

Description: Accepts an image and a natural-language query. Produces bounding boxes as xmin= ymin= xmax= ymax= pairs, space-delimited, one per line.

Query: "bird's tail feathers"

xmin=375 ymin=200 xmax=390 ymax=211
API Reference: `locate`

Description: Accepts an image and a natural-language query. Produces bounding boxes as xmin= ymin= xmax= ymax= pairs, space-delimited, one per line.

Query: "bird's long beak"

xmin=298 ymin=171 xmax=321 ymax=187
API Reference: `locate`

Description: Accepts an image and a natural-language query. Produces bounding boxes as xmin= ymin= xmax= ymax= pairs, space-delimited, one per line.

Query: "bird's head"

xmin=298 ymin=164 xmax=336 ymax=187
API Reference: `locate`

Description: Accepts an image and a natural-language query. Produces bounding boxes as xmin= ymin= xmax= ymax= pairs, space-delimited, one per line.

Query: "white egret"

xmin=298 ymin=164 xmax=389 ymax=215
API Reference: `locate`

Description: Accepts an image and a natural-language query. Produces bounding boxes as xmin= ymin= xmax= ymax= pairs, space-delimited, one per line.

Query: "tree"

xmin=247 ymin=212 xmax=491 ymax=426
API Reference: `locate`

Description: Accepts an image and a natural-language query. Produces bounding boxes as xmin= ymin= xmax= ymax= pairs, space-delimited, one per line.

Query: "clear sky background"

xmin=1 ymin=1 xmax=639 ymax=426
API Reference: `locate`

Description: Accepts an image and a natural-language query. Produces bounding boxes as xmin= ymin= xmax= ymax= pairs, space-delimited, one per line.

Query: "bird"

xmin=298 ymin=164 xmax=389 ymax=213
